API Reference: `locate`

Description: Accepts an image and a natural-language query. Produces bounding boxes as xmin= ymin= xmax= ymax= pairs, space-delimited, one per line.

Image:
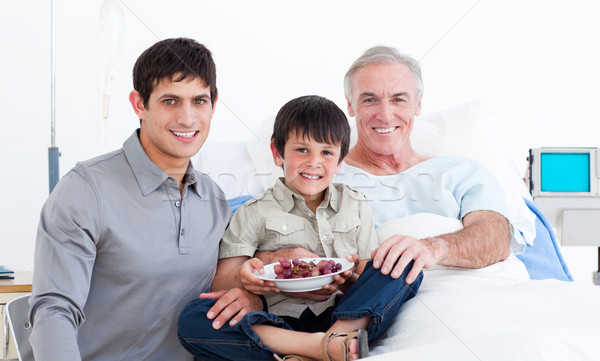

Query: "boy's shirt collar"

xmin=273 ymin=177 xmax=339 ymax=213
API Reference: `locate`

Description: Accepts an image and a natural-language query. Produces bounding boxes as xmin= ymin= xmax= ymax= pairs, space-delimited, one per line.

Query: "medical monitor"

xmin=529 ymin=147 xmax=600 ymax=197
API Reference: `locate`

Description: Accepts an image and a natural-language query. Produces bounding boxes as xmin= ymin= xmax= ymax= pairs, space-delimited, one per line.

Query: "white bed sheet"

xmin=367 ymin=214 xmax=600 ymax=360
xmin=367 ymin=255 xmax=600 ymax=360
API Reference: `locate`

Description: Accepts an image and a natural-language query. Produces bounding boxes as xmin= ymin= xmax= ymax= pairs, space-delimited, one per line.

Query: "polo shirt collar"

xmin=123 ymin=130 xmax=202 ymax=197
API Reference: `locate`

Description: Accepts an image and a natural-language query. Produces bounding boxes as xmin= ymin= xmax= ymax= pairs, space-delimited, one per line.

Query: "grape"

xmin=299 ymin=270 xmax=310 ymax=278
xmin=274 ymin=258 xmax=343 ymax=279
xmin=274 ymin=264 xmax=284 ymax=275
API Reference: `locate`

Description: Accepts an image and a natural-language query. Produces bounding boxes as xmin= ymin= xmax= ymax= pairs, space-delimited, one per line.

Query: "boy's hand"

xmin=323 ymin=254 xmax=360 ymax=293
xmin=240 ymin=258 xmax=279 ymax=295
xmin=284 ymin=254 xmax=360 ymax=300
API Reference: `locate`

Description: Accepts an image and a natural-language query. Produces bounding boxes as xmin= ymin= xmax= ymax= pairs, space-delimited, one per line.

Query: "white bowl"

xmin=253 ymin=257 xmax=354 ymax=292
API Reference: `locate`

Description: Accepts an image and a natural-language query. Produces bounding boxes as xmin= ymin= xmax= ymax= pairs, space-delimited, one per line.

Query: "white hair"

xmin=344 ymin=46 xmax=423 ymax=102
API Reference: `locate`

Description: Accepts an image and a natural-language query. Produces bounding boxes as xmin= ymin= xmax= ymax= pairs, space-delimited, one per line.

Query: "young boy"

xmin=178 ymin=95 xmax=422 ymax=361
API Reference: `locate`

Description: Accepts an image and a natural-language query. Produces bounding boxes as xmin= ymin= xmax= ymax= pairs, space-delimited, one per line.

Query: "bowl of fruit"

xmin=253 ymin=257 xmax=354 ymax=292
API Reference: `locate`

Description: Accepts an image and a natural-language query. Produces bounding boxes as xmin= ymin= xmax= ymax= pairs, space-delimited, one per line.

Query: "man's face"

xmin=271 ymin=133 xmax=342 ymax=204
xmin=130 ymin=76 xmax=216 ymax=173
xmin=347 ymin=63 xmax=422 ymax=157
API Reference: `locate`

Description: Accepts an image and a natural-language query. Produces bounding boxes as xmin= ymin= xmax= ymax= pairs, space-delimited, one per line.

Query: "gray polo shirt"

xmin=219 ymin=178 xmax=378 ymax=317
xmin=30 ymin=130 xmax=232 ymax=361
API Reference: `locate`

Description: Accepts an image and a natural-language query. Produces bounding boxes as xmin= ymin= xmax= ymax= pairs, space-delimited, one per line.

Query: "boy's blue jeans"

xmin=178 ymin=260 xmax=422 ymax=361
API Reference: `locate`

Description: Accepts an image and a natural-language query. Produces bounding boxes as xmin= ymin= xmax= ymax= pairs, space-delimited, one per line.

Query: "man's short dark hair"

xmin=271 ymin=95 xmax=350 ymax=164
xmin=132 ymin=37 xmax=217 ymax=108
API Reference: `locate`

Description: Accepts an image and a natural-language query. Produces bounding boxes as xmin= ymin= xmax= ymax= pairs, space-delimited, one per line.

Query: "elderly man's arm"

xmin=427 ymin=210 xmax=511 ymax=267
xmin=255 ymin=248 xmax=320 ymax=265
xmin=372 ymin=210 xmax=511 ymax=284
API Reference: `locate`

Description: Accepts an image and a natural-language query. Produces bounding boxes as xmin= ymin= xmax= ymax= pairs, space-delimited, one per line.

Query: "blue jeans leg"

xmin=333 ymin=260 xmax=423 ymax=343
xmin=178 ymin=298 xmax=292 ymax=361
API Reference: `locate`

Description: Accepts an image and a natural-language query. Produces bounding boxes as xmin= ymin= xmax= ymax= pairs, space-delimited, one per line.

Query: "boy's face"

xmin=130 ymin=76 xmax=216 ymax=173
xmin=271 ymin=132 xmax=343 ymax=204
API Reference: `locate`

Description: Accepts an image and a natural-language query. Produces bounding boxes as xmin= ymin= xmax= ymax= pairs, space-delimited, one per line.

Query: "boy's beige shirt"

xmin=219 ymin=178 xmax=379 ymax=318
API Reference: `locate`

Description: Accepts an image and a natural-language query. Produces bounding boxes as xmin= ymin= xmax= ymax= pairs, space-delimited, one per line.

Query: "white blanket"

xmin=367 ymin=215 xmax=600 ymax=360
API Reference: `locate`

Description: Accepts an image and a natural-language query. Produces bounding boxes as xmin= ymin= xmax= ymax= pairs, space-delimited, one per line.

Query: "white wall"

xmin=1 ymin=0 xmax=599 ymax=283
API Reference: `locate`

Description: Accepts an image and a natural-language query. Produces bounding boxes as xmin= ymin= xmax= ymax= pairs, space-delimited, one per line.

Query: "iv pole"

xmin=48 ymin=0 xmax=60 ymax=193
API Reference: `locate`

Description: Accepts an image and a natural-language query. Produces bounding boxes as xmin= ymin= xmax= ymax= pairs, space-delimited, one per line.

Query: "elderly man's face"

xmin=347 ymin=63 xmax=422 ymax=157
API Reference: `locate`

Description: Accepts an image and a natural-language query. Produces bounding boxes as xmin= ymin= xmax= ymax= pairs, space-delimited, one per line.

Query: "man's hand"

xmin=371 ymin=235 xmax=437 ymax=284
xmin=199 ymin=288 xmax=264 ymax=329
xmin=371 ymin=210 xmax=511 ymax=283
xmin=255 ymin=248 xmax=319 ymax=265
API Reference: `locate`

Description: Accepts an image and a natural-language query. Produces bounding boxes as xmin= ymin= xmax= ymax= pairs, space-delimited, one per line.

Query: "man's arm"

xmin=30 ymin=172 xmax=98 ymax=361
xmin=371 ymin=210 xmax=511 ymax=284
xmin=254 ymin=247 xmax=320 ymax=265
xmin=427 ymin=210 xmax=511 ymax=268
xmin=211 ymin=256 xmax=251 ymax=291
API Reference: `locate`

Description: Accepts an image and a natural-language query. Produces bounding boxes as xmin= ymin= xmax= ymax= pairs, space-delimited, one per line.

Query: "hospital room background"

xmin=1 ymin=0 xmax=599 ymax=286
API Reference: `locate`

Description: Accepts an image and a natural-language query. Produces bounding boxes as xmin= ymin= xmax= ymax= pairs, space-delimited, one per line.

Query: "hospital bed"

xmin=194 ymin=101 xmax=600 ymax=361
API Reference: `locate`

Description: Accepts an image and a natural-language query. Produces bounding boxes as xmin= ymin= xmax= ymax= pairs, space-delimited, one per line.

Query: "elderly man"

xmin=335 ymin=45 xmax=526 ymax=284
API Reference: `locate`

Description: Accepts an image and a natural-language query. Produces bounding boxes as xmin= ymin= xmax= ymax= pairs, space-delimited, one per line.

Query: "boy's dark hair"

xmin=132 ymin=37 xmax=217 ymax=108
xmin=271 ymin=95 xmax=350 ymax=163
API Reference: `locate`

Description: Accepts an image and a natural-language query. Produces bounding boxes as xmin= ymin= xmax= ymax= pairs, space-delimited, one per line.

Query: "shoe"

xmin=273 ymin=354 xmax=315 ymax=361
xmin=320 ymin=329 xmax=369 ymax=361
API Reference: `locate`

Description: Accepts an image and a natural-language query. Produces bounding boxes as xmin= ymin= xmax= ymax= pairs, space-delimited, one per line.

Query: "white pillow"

xmin=246 ymin=115 xmax=283 ymax=191
xmin=410 ymin=101 xmax=535 ymax=245
xmin=376 ymin=213 xmax=463 ymax=242
xmin=245 ymin=101 xmax=536 ymax=245
xmin=376 ymin=213 xmax=463 ymax=271
xmin=193 ymin=141 xmax=266 ymax=199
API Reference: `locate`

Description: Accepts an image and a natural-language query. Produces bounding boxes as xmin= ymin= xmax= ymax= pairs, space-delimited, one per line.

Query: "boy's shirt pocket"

xmin=264 ymin=216 xmax=309 ymax=250
xmin=329 ymin=213 xmax=366 ymax=258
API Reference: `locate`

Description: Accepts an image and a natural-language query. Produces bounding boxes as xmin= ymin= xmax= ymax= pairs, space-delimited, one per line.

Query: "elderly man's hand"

xmin=199 ymin=288 xmax=264 ymax=329
xmin=371 ymin=235 xmax=441 ymax=284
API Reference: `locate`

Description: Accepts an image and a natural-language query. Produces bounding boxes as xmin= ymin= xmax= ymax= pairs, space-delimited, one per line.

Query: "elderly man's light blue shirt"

xmin=335 ymin=156 xmax=526 ymax=254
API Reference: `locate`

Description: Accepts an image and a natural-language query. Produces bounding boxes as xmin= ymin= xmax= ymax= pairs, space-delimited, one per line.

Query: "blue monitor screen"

xmin=541 ymin=153 xmax=590 ymax=192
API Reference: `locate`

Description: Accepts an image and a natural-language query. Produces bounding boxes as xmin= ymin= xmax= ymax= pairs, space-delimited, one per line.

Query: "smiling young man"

xmin=28 ymin=38 xmax=257 ymax=361
xmin=177 ymin=95 xmax=422 ymax=361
